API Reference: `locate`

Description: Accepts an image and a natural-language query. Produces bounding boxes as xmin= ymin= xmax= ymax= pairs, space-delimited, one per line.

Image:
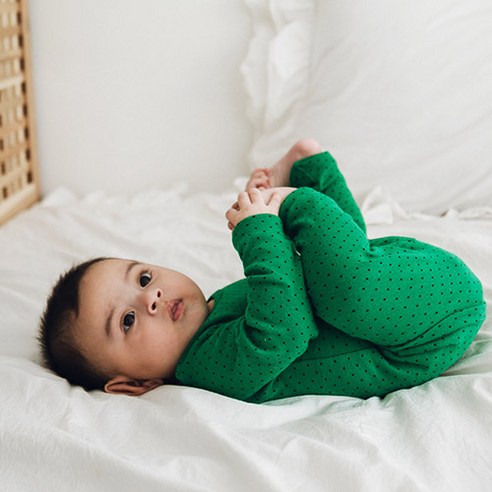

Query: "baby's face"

xmin=75 ymin=259 xmax=211 ymax=384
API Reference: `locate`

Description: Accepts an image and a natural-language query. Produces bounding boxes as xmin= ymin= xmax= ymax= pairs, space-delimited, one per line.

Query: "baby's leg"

xmin=290 ymin=150 xmax=366 ymax=233
xmin=248 ymin=140 xmax=366 ymax=233
xmin=281 ymin=187 xmax=486 ymax=382
xmin=246 ymin=139 xmax=322 ymax=190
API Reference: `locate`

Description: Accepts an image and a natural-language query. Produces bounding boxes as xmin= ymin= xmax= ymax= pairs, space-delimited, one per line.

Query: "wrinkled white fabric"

xmin=1 ymin=185 xmax=492 ymax=491
xmin=243 ymin=0 xmax=492 ymax=214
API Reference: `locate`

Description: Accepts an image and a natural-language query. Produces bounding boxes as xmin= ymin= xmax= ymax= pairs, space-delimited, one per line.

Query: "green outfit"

xmin=175 ymin=152 xmax=486 ymax=403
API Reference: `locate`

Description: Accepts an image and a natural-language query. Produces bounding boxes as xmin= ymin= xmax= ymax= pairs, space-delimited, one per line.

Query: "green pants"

xmin=276 ymin=152 xmax=487 ymax=398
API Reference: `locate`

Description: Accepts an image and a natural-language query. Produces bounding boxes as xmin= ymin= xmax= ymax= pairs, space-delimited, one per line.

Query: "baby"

xmin=39 ymin=139 xmax=486 ymax=402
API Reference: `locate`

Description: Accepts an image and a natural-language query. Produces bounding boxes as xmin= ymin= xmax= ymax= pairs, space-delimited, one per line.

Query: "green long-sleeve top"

xmin=175 ymin=210 xmax=322 ymax=403
xmin=176 ymin=156 xmax=340 ymax=402
xmin=174 ymin=153 xmax=371 ymax=403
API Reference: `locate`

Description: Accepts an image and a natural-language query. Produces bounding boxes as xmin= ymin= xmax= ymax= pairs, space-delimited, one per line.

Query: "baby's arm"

xmin=178 ymin=209 xmax=319 ymax=401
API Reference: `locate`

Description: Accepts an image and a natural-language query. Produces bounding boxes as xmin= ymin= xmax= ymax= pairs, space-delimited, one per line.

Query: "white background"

xmin=28 ymin=0 xmax=253 ymax=197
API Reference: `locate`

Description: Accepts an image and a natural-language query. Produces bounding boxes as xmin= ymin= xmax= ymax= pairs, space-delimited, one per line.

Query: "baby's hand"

xmin=226 ymin=187 xmax=296 ymax=230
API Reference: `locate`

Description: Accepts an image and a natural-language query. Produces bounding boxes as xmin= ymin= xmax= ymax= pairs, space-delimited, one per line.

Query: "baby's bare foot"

xmin=269 ymin=138 xmax=323 ymax=187
xmin=246 ymin=167 xmax=271 ymax=191
xmin=247 ymin=139 xmax=323 ymax=191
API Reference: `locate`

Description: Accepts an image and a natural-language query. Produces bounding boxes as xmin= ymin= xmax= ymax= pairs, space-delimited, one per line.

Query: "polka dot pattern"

xmin=176 ymin=213 xmax=319 ymax=400
xmin=175 ymin=152 xmax=486 ymax=403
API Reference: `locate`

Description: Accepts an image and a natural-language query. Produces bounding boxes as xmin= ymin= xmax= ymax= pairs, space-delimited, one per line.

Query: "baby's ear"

xmin=104 ymin=375 xmax=164 ymax=396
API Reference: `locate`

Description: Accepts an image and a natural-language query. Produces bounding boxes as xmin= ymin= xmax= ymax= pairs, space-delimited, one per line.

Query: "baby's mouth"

xmin=168 ymin=299 xmax=184 ymax=321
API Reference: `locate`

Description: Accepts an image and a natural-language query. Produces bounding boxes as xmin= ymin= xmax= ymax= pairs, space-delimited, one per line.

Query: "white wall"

xmin=28 ymin=0 xmax=253 ymax=197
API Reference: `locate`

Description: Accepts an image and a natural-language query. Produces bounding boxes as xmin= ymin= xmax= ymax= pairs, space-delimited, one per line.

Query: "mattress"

xmin=1 ymin=185 xmax=491 ymax=491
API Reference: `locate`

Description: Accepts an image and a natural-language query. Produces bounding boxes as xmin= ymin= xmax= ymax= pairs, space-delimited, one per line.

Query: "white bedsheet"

xmin=1 ymin=186 xmax=492 ymax=491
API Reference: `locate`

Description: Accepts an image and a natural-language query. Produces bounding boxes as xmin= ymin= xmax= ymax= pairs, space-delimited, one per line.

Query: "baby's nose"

xmin=147 ymin=288 xmax=163 ymax=314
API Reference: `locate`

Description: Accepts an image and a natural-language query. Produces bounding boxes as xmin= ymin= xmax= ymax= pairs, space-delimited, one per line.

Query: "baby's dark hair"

xmin=39 ymin=257 xmax=110 ymax=391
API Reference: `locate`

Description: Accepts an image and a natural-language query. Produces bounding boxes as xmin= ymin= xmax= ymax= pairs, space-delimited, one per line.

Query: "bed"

xmin=2 ymin=1 xmax=492 ymax=490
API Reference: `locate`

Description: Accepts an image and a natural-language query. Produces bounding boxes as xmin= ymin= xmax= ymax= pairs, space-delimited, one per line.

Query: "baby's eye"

xmin=122 ymin=312 xmax=135 ymax=332
xmin=139 ymin=272 xmax=152 ymax=287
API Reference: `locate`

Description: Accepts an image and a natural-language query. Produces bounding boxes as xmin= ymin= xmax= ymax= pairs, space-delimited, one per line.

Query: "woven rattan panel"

xmin=0 ymin=0 xmax=39 ymax=225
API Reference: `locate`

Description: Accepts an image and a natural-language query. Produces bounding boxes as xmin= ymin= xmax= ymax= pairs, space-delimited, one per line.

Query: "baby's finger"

xmin=237 ymin=191 xmax=251 ymax=208
xmin=267 ymin=190 xmax=283 ymax=211
xmin=225 ymin=207 xmax=237 ymax=223
xmin=248 ymin=187 xmax=264 ymax=203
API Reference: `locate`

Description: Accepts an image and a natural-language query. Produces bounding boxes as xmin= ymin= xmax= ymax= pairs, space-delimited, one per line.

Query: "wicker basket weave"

xmin=0 ymin=0 xmax=39 ymax=225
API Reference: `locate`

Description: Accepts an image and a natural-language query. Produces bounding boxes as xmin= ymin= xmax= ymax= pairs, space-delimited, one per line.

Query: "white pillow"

xmin=243 ymin=0 xmax=492 ymax=214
